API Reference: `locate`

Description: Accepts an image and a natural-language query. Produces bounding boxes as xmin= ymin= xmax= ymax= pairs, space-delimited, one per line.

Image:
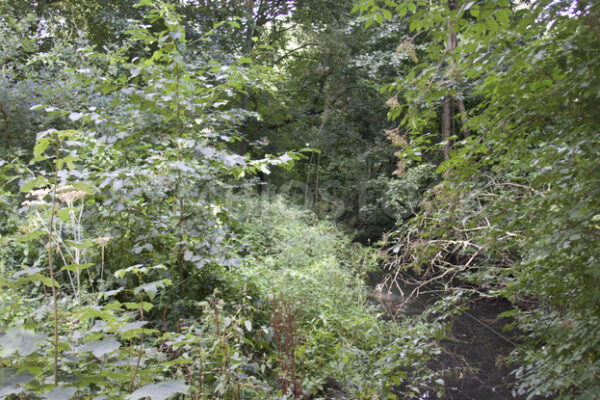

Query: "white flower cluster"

xmin=92 ymin=236 xmax=112 ymax=246
xmin=55 ymin=185 xmax=87 ymax=206
xmin=21 ymin=185 xmax=88 ymax=207
xmin=21 ymin=188 xmax=50 ymax=207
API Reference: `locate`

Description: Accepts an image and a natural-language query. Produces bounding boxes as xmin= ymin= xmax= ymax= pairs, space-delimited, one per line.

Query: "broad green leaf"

xmin=68 ymin=112 xmax=83 ymax=121
xmin=127 ymin=381 xmax=189 ymax=400
xmin=56 ymin=155 xmax=80 ymax=170
xmin=115 ymin=264 xmax=166 ymax=279
xmin=486 ymin=18 xmax=499 ymax=33
xmin=134 ymin=280 xmax=171 ymax=300
xmin=33 ymin=138 xmax=50 ymax=162
xmin=496 ymin=9 xmax=510 ymax=26
xmin=124 ymin=302 xmax=153 ymax=312
xmin=57 ymin=208 xmax=72 ymax=223
xmin=134 ymin=0 xmax=153 ymax=7
xmin=130 ymin=67 xmax=142 ymax=77
xmin=72 ymin=181 xmax=95 ymax=194
xmin=82 ymin=337 xmax=120 ymax=358
xmin=260 ymin=164 xmax=271 ymax=175
xmin=75 ymin=374 xmax=108 ymax=387
xmin=20 ymin=176 xmax=48 ymax=193
xmin=43 ymin=386 xmax=77 ymax=400
xmin=117 ymin=321 xmax=147 ymax=333
xmin=12 ymin=267 xmax=43 ymax=278
xmin=15 ymin=272 xmax=55 ymax=287
xmin=0 ymin=368 xmax=35 ymax=397
xmin=61 ymin=263 xmax=94 ymax=272
xmin=0 ymin=327 xmax=46 ymax=357
xmin=78 ymin=307 xmax=116 ymax=321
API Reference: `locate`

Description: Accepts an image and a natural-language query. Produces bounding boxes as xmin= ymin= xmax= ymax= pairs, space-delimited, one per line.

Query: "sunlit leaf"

xmin=69 ymin=112 xmax=83 ymax=121
xmin=127 ymin=380 xmax=188 ymax=400
xmin=0 ymin=327 xmax=46 ymax=357
xmin=0 ymin=368 xmax=35 ymax=398
xmin=43 ymin=386 xmax=77 ymax=400
xmin=20 ymin=176 xmax=48 ymax=193
xmin=82 ymin=337 xmax=120 ymax=358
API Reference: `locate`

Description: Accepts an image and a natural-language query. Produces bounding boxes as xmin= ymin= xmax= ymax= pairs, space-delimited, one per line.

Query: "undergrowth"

xmin=1 ymin=189 xmax=447 ymax=399
xmin=227 ymin=194 xmax=447 ymax=399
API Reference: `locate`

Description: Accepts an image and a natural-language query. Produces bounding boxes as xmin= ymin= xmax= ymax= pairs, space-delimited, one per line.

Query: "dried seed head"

xmin=21 ymin=200 xmax=49 ymax=207
xmin=385 ymin=96 xmax=400 ymax=109
xmin=56 ymin=185 xmax=87 ymax=205
xmin=396 ymin=40 xmax=418 ymax=62
xmin=393 ymin=160 xmax=407 ymax=177
xmin=93 ymin=236 xmax=113 ymax=246
xmin=385 ymin=128 xmax=408 ymax=148
xmin=26 ymin=188 xmax=50 ymax=200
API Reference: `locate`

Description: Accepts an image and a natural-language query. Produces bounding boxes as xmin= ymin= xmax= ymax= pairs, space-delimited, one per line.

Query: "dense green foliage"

xmin=1 ymin=0 xmax=599 ymax=399
xmin=353 ymin=0 xmax=600 ymax=398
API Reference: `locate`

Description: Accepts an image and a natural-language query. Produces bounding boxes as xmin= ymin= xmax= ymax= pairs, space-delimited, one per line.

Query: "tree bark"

xmin=457 ymin=96 xmax=469 ymax=137
xmin=237 ymin=2 xmax=256 ymax=155
xmin=313 ymin=76 xmax=332 ymax=212
xmin=236 ymin=91 xmax=250 ymax=155
xmin=441 ymin=0 xmax=458 ymax=160
xmin=442 ymin=95 xmax=451 ymax=161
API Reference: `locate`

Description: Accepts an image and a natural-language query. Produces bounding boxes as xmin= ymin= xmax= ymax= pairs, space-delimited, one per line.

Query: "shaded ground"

xmin=366 ymin=270 xmax=528 ymax=400
xmin=434 ymin=298 xmax=523 ymax=400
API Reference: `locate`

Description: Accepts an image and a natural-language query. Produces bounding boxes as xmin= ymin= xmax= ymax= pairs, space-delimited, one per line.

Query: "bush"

xmin=227 ymin=194 xmax=446 ymax=399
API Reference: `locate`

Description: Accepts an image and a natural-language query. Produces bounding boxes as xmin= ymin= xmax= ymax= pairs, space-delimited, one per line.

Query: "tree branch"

xmin=273 ymin=43 xmax=317 ymax=65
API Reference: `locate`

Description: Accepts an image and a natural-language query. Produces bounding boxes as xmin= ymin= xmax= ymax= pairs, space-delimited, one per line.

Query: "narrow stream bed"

xmin=366 ymin=269 xmax=527 ymax=400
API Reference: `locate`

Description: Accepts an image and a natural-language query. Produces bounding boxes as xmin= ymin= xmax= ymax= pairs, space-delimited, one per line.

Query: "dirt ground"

xmin=365 ymin=270 xmax=533 ymax=400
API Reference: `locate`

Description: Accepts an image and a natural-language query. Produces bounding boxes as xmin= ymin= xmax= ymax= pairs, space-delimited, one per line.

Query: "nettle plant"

xmin=0 ymin=128 xmax=187 ymax=399
xmin=79 ymin=0 xmax=299 ymax=317
xmin=1 ymin=1 xmax=298 ymax=399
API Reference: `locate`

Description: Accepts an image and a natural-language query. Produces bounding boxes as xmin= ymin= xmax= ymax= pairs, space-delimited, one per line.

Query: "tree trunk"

xmin=441 ymin=0 xmax=458 ymax=161
xmin=457 ymin=96 xmax=469 ymax=137
xmin=237 ymin=91 xmax=250 ymax=155
xmin=442 ymin=95 xmax=451 ymax=161
xmin=313 ymin=77 xmax=332 ymax=212
xmin=237 ymin=3 xmax=256 ymax=156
